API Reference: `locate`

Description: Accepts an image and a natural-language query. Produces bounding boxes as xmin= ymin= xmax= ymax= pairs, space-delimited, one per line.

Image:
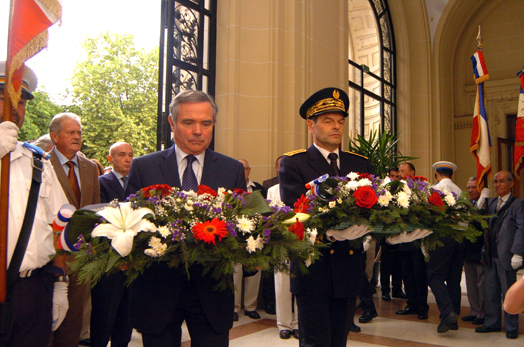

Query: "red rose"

xmin=359 ymin=172 xmax=372 ymax=180
xmin=353 ymin=186 xmax=378 ymax=209
xmin=198 ymin=185 xmax=217 ymax=197
xmin=294 ymin=194 xmax=310 ymax=213
xmin=141 ymin=184 xmax=172 ymax=198
xmin=288 ymin=219 xmax=305 ymax=241
xmin=429 ymin=191 xmax=445 ymax=210
xmin=234 ymin=188 xmax=247 ymax=195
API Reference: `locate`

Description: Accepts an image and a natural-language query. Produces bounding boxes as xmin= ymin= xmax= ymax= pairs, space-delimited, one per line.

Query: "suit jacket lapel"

xmin=306 ymin=145 xmax=334 ymax=178
xmin=51 ymin=151 xmax=79 ymax=208
xmin=108 ymin=171 xmax=125 ymax=200
xmin=159 ymin=146 xmax=181 ymax=188
xmin=493 ymin=195 xmax=516 ymax=232
xmin=201 ymin=149 xmax=219 ymax=188
xmin=77 ymin=156 xmax=92 ymax=207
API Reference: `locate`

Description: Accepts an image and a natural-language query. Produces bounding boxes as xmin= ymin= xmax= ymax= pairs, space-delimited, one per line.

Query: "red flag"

xmin=7 ymin=0 xmax=61 ymax=105
xmin=514 ymin=70 xmax=524 ymax=177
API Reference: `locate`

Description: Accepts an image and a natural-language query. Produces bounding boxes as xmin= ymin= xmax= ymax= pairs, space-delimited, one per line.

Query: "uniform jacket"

xmin=125 ymin=145 xmax=246 ymax=335
xmin=99 ymin=171 xmax=126 ymax=203
xmin=279 ymin=144 xmax=372 ymax=298
xmin=487 ymin=194 xmax=524 ymax=271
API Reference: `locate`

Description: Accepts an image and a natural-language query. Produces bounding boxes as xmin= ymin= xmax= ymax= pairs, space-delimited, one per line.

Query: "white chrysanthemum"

xmin=246 ymin=235 xmax=264 ymax=253
xmin=217 ymin=187 xmax=226 ymax=195
xmin=347 ymin=172 xmax=359 ymax=180
xmin=444 ymin=194 xmax=456 ymax=206
xmin=329 ymin=201 xmax=336 ymax=208
xmin=144 ymin=236 xmax=167 ymax=257
xmin=337 ymin=197 xmax=343 ymax=204
xmin=396 ymin=192 xmax=410 ymax=208
xmin=184 ymin=202 xmax=194 ymax=211
xmin=403 ymin=184 xmax=412 ymax=196
xmin=377 ymin=195 xmax=390 ymax=207
xmin=306 ymin=228 xmax=318 ymax=245
xmin=358 ymin=178 xmax=372 ymax=187
xmin=346 ymin=181 xmax=360 ymax=191
xmin=237 ymin=216 xmax=254 ymax=234
xmin=144 ymin=249 xmax=158 ymax=257
xmin=157 ymin=226 xmax=171 ymax=238
xmin=385 ymin=190 xmax=393 ymax=199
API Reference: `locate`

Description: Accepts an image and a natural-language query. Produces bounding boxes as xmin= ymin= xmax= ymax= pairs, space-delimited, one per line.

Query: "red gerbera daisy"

xmin=192 ymin=218 xmax=229 ymax=245
xmin=294 ymin=194 xmax=310 ymax=213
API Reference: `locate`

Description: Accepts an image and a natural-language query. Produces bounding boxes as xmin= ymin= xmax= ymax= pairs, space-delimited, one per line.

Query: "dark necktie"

xmin=328 ymin=152 xmax=339 ymax=176
xmin=121 ymin=176 xmax=128 ymax=190
xmin=66 ymin=161 xmax=81 ymax=204
xmin=182 ymin=155 xmax=199 ymax=192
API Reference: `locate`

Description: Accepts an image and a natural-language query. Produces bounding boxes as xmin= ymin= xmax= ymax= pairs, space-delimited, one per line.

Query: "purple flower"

xmin=226 ymin=220 xmax=237 ymax=237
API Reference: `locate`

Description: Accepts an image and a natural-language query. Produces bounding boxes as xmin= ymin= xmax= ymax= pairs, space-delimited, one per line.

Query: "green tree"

xmin=70 ymin=32 xmax=158 ymax=165
xmin=19 ymin=89 xmax=64 ymax=141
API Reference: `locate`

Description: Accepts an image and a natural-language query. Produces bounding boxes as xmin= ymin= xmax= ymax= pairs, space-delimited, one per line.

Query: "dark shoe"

xmin=244 ymin=310 xmax=261 ymax=319
xmin=265 ymin=304 xmax=276 ymax=315
xmin=293 ymin=329 xmax=299 ymax=339
xmin=392 ymin=291 xmax=408 ymax=299
xmin=359 ymin=311 xmax=378 ymax=323
xmin=279 ymin=330 xmax=292 ymax=339
xmin=396 ymin=307 xmax=418 ymax=315
xmin=437 ymin=312 xmax=458 ymax=333
xmin=461 ymin=315 xmax=476 ymax=322
xmin=418 ymin=313 xmax=428 ymax=320
xmin=233 ymin=312 xmax=239 ymax=321
xmin=450 ymin=322 xmax=458 ymax=331
xmin=472 ymin=317 xmax=485 ymax=325
xmin=79 ymin=339 xmax=91 ymax=346
xmin=350 ymin=323 xmax=361 ymax=333
xmin=475 ymin=325 xmax=501 ymax=333
xmin=382 ymin=294 xmax=391 ymax=301
xmin=506 ymin=330 xmax=518 ymax=339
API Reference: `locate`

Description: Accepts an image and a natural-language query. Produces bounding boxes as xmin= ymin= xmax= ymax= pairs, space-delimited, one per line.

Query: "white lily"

xmin=92 ymin=202 xmax=157 ymax=257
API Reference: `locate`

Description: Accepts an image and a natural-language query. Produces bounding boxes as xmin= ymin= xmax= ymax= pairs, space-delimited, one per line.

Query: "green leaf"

xmin=106 ymin=251 xmax=121 ymax=272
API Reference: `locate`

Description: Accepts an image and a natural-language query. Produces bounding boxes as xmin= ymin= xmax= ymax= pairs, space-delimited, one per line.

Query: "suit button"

xmin=349 ymin=250 xmax=354 ymax=255
xmin=330 ymin=250 xmax=335 ymax=254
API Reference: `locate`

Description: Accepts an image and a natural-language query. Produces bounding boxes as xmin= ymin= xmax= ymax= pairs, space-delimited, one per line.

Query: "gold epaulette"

xmin=343 ymin=150 xmax=368 ymax=160
xmin=283 ymin=149 xmax=307 ymax=156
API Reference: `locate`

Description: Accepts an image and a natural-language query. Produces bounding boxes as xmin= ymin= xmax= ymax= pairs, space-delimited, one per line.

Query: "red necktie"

xmin=66 ymin=161 xmax=81 ymax=204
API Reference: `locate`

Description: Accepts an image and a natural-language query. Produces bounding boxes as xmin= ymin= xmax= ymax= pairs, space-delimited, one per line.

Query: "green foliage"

xmin=19 ymin=89 xmax=64 ymax=142
xmin=70 ymin=32 xmax=159 ymax=164
xmin=348 ymin=130 xmax=418 ymax=178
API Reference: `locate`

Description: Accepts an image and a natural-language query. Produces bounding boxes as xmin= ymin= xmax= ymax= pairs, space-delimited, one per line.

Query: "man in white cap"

xmin=0 ymin=61 xmax=69 ymax=346
xmin=427 ymin=161 xmax=464 ymax=334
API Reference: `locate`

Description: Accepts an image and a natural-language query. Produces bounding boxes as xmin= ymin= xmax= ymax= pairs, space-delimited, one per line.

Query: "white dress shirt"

xmin=174 ymin=145 xmax=205 ymax=185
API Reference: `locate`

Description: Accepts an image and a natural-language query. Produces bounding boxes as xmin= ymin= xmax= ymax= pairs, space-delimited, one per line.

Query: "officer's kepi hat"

xmin=432 ymin=161 xmax=457 ymax=172
xmin=299 ymin=87 xmax=350 ymax=120
xmin=0 ymin=61 xmax=37 ymax=100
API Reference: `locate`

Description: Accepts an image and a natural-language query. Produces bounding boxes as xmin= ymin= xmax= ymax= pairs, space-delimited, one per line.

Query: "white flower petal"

xmin=110 ymin=231 xmax=137 ymax=257
xmin=91 ymin=223 xmax=120 ymax=238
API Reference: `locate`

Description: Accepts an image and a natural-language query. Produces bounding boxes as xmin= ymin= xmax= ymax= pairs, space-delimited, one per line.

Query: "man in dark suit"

xmin=90 ymin=142 xmax=134 ymax=347
xmin=279 ymin=87 xmax=373 ymax=347
xmin=262 ymin=156 xmax=282 ymax=191
xmin=475 ymin=171 xmax=524 ymax=339
xmin=48 ymin=113 xmax=101 ymax=347
xmin=125 ymin=90 xmax=246 ymax=347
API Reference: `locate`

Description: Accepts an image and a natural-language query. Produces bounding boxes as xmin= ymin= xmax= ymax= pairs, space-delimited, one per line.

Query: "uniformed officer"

xmin=427 ymin=161 xmax=464 ymax=333
xmin=279 ymin=87 xmax=372 ymax=347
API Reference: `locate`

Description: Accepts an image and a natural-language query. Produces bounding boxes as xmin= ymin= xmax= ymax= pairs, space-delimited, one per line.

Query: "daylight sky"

xmin=0 ymin=0 xmax=161 ymax=101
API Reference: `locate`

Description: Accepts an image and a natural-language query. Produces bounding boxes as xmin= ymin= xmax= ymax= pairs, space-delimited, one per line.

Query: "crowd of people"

xmin=1 ymin=62 xmax=524 ymax=347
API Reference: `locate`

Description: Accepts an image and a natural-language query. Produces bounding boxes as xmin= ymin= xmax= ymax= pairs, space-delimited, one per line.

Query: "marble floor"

xmin=91 ymin=270 xmax=524 ymax=347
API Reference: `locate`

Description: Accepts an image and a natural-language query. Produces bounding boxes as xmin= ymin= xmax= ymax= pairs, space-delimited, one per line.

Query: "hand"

xmin=52 ymin=281 xmax=69 ymax=331
xmin=362 ymin=235 xmax=372 ymax=252
xmin=477 ymin=188 xmax=490 ymax=209
xmin=511 ymin=254 xmax=523 ymax=270
xmin=0 ymin=121 xmax=19 ymax=159
xmin=326 ymin=225 xmax=371 ymax=241
xmin=386 ymin=229 xmax=433 ymax=245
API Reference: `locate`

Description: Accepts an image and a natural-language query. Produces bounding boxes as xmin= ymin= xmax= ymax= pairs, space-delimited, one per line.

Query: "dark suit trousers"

xmin=483 ymin=258 xmax=518 ymax=331
xmin=426 ymin=238 xmax=464 ymax=317
xmin=140 ymin=279 xmax=229 ymax=347
xmin=380 ymin=250 xmax=403 ymax=295
xmin=359 ymin=252 xmax=377 ymax=315
xmin=398 ymin=249 xmax=429 ymax=313
xmin=296 ymin=293 xmax=351 ymax=347
xmin=90 ymin=272 xmax=132 ymax=347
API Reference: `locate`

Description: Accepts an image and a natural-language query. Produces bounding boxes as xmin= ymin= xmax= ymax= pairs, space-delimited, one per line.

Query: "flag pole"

xmin=0 ymin=0 xmax=15 ymax=304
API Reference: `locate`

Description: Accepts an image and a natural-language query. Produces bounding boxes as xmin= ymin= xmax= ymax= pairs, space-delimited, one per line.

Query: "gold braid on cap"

xmin=306 ymin=90 xmax=345 ymax=119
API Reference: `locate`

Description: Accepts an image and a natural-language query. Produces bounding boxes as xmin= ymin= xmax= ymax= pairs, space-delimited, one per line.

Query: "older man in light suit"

xmin=48 ymin=113 xmax=100 ymax=347
xmin=475 ymin=171 xmax=524 ymax=340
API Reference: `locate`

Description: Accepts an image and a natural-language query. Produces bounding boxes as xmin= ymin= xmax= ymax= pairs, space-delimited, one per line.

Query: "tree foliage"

xmin=70 ymin=32 xmax=158 ymax=165
xmin=19 ymin=89 xmax=64 ymax=142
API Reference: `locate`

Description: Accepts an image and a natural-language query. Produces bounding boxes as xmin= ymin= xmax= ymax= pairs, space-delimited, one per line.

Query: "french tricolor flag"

xmin=470 ymin=49 xmax=491 ymax=191
xmin=514 ymin=70 xmax=524 ymax=177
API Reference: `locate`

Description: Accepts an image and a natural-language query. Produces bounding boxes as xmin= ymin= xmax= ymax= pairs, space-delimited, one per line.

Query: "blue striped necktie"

xmin=182 ymin=155 xmax=199 ymax=192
